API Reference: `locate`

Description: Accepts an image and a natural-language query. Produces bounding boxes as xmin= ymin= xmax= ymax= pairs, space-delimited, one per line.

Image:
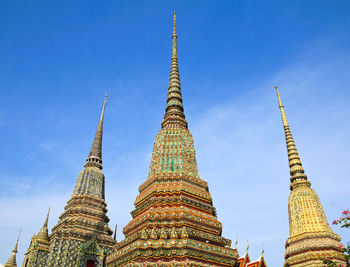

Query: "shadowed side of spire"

xmin=5 ymin=228 xmax=21 ymax=267
xmin=161 ymin=12 xmax=188 ymax=129
xmin=36 ymin=207 xmax=50 ymax=242
xmin=275 ymin=86 xmax=307 ymax=184
xmin=84 ymin=95 xmax=107 ymax=169
xmin=113 ymin=224 xmax=117 ymax=240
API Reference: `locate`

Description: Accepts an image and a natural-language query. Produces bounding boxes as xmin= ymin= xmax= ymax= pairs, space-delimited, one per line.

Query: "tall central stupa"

xmin=107 ymin=12 xmax=238 ymax=267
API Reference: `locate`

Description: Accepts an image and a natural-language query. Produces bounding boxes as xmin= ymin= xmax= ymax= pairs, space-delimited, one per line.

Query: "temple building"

xmin=275 ymin=87 xmax=346 ymax=266
xmin=107 ymin=12 xmax=239 ymax=267
xmin=236 ymin=243 xmax=267 ymax=267
xmin=237 ymin=254 xmax=266 ymax=267
xmin=21 ymin=95 xmax=116 ymax=267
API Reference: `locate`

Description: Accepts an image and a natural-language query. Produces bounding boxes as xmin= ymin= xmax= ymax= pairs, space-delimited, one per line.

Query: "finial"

xmin=173 ymin=11 xmax=177 ymax=37
xmin=14 ymin=227 xmax=21 ymax=253
xmin=113 ymin=224 xmax=117 ymax=240
xmin=171 ymin=11 xmax=178 ymax=59
xmin=44 ymin=206 xmax=50 ymax=227
xmin=275 ymin=86 xmax=308 ymax=185
xmin=84 ymin=95 xmax=107 ymax=170
xmin=275 ymin=85 xmax=280 ymax=103
xmin=235 ymin=235 xmax=238 ymax=250
xmin=261 ymin=244 xmax=264 ymax=257
xmin=275 ymin=85 xmax=287 ymax=126
xmin=275 ymin=85 xmax=288 ymax=111
xmin=37 ymin=207 xmax=50 ymax=242
xmin=100 ymin=94 xmax=107 ymax=121
xmin=161 ymin=12 xmax=188 ymax=129
xmin=246 ymin=240 xmax=249 ymax=254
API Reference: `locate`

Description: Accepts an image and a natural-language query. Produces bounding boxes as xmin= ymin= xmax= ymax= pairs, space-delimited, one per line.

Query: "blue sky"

xmin=1 ymin=1 xmax=350 ymax=266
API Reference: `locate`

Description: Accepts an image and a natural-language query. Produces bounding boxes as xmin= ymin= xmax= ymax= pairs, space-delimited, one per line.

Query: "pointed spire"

xmin=44 ymin=206 xmax=50 ymax=227
xmin=240 ymin=240 xmax=250 ymax=266
xmin=275 ymin=86 xmax=308 ymax=184
xmin=84 ymin=94 xmax=107 ymax=169
xmin=5 ymin=228 xmax=21 ymax=267
xmin=234 ymin=235 xmax=238 ymax=250
xmin=113 ymin=224 xmax=117 ymax=240
xmin=172 ymin=11 xmax=177 ymax=58
xmin=161 ymin=12 xmax=188 ymax=129
xmin=37 ymin=207 xmax=50 ymax=242
xmin=259 ymin=246 xmax=265 ymax=267
xmin=14 ymin=228 xmax=21 ymax=253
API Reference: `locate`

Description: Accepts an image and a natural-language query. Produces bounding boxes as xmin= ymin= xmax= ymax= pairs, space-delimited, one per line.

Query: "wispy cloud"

xmin=38 ymin=140 xmax=59 ymax=151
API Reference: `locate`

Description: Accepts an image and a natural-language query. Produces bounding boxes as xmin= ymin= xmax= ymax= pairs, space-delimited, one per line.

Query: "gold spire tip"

xmin=275 ymin=86 xmax=307 ymax=184
xmin=13 ymin=227 xmax=21 ymax=252
xmin=17 ymin=227 xmax=22 ymax=241
xmin=100 ymin=94 xmax=107 ymax=121
xmin=275 ymin=85 xmax=284 ymax=109
xmin=44 ymin=206 xmax=50 ymax=227
xmin=173 ymin=11 xmax=177 ymax=36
